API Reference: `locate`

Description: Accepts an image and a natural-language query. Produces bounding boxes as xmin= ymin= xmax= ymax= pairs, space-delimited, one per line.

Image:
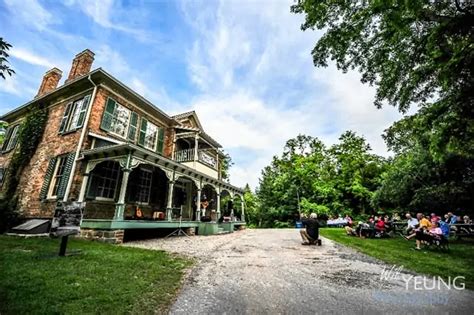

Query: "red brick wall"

xmin=0 ymin=92 xmax=91 ymax=218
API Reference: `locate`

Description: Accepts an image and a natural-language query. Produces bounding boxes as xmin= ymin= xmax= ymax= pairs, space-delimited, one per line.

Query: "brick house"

xmin=0 ymin=49 xmax=245 ymax=243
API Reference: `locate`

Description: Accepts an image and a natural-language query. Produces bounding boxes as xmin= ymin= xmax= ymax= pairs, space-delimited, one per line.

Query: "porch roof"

xmin=81 ymin=143 xmax=244 ymax=194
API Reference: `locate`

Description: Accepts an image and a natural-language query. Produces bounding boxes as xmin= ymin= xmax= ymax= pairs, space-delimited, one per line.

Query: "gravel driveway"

xmin=126 ymin=229 xmax=474 ymax=314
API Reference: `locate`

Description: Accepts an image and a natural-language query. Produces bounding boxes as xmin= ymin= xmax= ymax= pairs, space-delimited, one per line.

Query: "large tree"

xmin=0 ymin=38 xmax=15 ymax=79
xmin=292 ymin=0 xmax=473 ymax=213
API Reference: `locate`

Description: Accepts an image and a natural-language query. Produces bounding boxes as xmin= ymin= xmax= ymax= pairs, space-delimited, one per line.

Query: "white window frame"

xmin=67 ymin=98 xmax=85 ymax=131
xmin=143 ymin=121 xmax=158 ymax=151
xmin=136 ymin=168 xmax=153 ymax=204
xmin=109 ymin=103 xmax=131 ymax=140
xmin=94 ymin=161 xmax=121 ymax=200
xmin=47 ymin=156 xmax=67 ymax=199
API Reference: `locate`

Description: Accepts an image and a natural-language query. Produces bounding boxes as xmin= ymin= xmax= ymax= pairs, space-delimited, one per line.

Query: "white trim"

xmin=88 ymin=132 xmax=124 ymax=145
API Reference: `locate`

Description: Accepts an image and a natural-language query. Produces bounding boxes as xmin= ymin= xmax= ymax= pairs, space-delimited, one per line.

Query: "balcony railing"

xmin=174 ymin=149 xmax=217 ymax=169
xmin=175 ymin=148 xmax=195 ymax=163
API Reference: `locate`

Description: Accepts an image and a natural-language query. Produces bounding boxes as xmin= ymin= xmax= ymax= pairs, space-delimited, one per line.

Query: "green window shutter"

xmin=100 ymin=98 xmax=117 ymax=131
xmin=59 ymin=102 xmax=73 ymax=133
xmin=156 ymin=128 xmax=165 ymax=154
xmin=8 ymin=125 xmax=20 ymax=150
xmin=127 ymin=112 xmax=139 ymax=142
xmin=138 ymin=118 xmax=148 ymax=146
xmin=56 ymin=153 xmax=75 ymax=200
xmin=76 ymin=95 xmax=91 ymax=128
xmin=39 ymin=157 xmax=57 ymax=200
xmin=1 ymin=127 xmax=13 ymax=151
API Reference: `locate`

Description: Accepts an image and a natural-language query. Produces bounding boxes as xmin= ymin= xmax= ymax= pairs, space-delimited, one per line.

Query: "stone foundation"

xmin=78 ymin=229 xmax=124 ymax=244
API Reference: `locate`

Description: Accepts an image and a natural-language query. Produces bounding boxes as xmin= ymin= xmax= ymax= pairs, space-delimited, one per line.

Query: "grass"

xmin=0 ymin=236 xmax=192 ymax=314
xmin=320 ymin=228 xmax=474 ymax=289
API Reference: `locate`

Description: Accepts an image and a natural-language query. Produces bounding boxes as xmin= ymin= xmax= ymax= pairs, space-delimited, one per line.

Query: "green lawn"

xmin=0 ymin=236 xmax=192 ymax=314
xmin=320 ymin=228 xmax=474 ymax=289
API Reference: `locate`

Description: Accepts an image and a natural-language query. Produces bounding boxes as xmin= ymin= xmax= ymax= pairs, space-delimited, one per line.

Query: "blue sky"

xmin=0 ymin=0 xmax=405 ymax=189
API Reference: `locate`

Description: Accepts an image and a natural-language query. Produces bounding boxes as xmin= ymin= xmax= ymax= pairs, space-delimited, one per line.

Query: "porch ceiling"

xmin=81 ymin=143 xmax=244 ymax=194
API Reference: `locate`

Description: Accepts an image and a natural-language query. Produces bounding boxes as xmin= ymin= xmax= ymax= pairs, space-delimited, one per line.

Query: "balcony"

xmin=174 ymin=148 xmax=219 ymax=178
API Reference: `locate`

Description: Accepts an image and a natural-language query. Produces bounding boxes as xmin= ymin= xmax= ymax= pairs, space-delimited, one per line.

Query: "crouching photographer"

xmin=299 ymin=213 xmax=321 ymax=246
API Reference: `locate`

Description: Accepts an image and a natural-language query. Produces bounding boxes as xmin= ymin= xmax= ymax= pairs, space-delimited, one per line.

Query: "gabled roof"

xmin=172 ymin=110 xmax=222 ymax=148
xmin=172 ymin=110 xmax=203 ymax=130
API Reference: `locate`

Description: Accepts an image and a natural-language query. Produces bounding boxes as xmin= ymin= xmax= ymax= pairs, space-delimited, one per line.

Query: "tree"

xmin=0 ymin=38 xmax=15 ymax=79
xmin=220 ymin=151 xmax=234 ymax=182
xmin=256 ymin=132 xmax=386 ymax=227
xmin=292 ymin=1 xmax=473 ymax=214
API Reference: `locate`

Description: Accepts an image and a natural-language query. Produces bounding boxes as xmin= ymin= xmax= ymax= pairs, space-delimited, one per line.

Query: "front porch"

xmin=78 ymin=143 xmax=245 ymax=241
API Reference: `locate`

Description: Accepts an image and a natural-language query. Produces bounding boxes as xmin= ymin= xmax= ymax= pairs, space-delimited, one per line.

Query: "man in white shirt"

xmin=405 ymin=213 xmax=419 ymax=235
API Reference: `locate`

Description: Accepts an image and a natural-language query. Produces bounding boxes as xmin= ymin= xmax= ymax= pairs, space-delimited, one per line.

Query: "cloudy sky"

xmin=0 ymin=0 xmax=405 ymax=189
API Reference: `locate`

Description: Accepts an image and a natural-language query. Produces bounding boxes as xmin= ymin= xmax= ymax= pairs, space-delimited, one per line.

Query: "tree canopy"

xmin=245 ymin=2 xmax=473 ymax=227
xmin=0 ymin=38 xmax=15 ymax=79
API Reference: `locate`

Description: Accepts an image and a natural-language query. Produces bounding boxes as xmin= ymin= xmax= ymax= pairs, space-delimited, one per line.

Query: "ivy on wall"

xmin=0 ymin=103 xmax=48 ymax=232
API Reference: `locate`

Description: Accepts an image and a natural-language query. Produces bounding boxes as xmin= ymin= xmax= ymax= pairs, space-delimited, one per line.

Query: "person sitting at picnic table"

xmin=463 ymin=215 xmax=472 ymax=224
xmin=405 ymin=213 xmax=419 ymax=235
xmin=459 ymin=215 xmax=474 ymax=234
xmin=430 ymin=213 xmax=441 ymax=223
xmin=391 ymin=212 xmax=401 ymax=222
xmin=405 ymin=213 xmax=431 ymax=240
xmin=447 ymin=212 xmax=458 ymax=224
xmin=299 ymin=213 xmax=320 ymax=245
xmin=344 ymin=214 xmax=353 ymax=227
xmin=413 ymin=220 xmax=443 ymax=250
xmin=374 ymin=218 xmax=386 ymax=236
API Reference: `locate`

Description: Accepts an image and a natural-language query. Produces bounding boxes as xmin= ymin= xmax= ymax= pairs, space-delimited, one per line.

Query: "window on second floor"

xmin=1 ymin=124 xmax=20 ymax=153
xmin=58 ymin=94 xmax=91 ymax=134
xmin=138 ymin=118 xmax=165 ymax=154
xmin=101 ymin=97 xmax=138 ymax=140
xmin=101 ymin=97 xmax=165 ymax=154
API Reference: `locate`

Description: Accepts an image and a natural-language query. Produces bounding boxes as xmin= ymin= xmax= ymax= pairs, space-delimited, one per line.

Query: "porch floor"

xmin=81 ymin=219 xmax=246 ymax=230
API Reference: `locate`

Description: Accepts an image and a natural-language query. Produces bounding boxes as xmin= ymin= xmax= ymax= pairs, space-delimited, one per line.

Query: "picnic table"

xmin=391 ymin=221 xmax=406 ymax=232
xmin=450 ymin=223 xmax=474 ymax=239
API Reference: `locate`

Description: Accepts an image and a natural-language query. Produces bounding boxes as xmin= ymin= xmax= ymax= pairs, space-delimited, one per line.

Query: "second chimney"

xmin=66 ymin=49 xmax=95 ymax=83
xmin=36 ymin=68 xmax=63 ymax=98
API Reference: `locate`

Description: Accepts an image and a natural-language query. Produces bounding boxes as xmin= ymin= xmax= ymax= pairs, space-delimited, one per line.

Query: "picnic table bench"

xmin=450 ymin=223 xmax=474 ymax=239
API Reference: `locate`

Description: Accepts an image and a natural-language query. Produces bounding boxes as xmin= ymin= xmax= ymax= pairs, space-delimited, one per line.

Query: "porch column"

xmin=216 ymin=193 xmax=221 ymax=222
xmin=77 ymin=172 xmax=89 ymax=203
xmin=193 ymin=134 xmax=199 ymax=168
xmin=166 ymin=180 xmax=175 ymax=221
xmin=114 ymin=168 xmax=130 ymax=220
xmin=241 ymin=196 xmax=245 ymax=222
xmin=196 ymin=189 xmax=202 ymax=221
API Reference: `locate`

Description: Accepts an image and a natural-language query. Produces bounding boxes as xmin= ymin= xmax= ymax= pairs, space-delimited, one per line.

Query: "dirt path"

xmin=126 ymin=229 xmax=474 ymax=314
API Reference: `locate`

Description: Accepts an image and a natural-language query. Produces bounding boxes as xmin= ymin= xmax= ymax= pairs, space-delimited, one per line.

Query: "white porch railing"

xmin=175 ymin=148 xmax=195 ymax=162
xmin=174 ymin=149 xmax=217 ymax=169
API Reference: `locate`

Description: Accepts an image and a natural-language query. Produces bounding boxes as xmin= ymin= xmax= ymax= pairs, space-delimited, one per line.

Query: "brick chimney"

xmin=36 ymin=67 xmax=63 ymax=98
xmin=66 ymin=49 xmax=95 ymax=83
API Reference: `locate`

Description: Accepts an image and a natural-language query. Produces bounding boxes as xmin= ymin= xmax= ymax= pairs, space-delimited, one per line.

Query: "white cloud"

xmin=10 ymin=47 xmax=56 ymax=68
xmin=3 ymin=0 xmax=57 ymax=31
xmin=0 ymin=75 xmax=36 ymax=98
xmin=65 ymin=0 xmax=151 ymax=40
xmin=180 ymin=0 xmax=404 ymax=189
